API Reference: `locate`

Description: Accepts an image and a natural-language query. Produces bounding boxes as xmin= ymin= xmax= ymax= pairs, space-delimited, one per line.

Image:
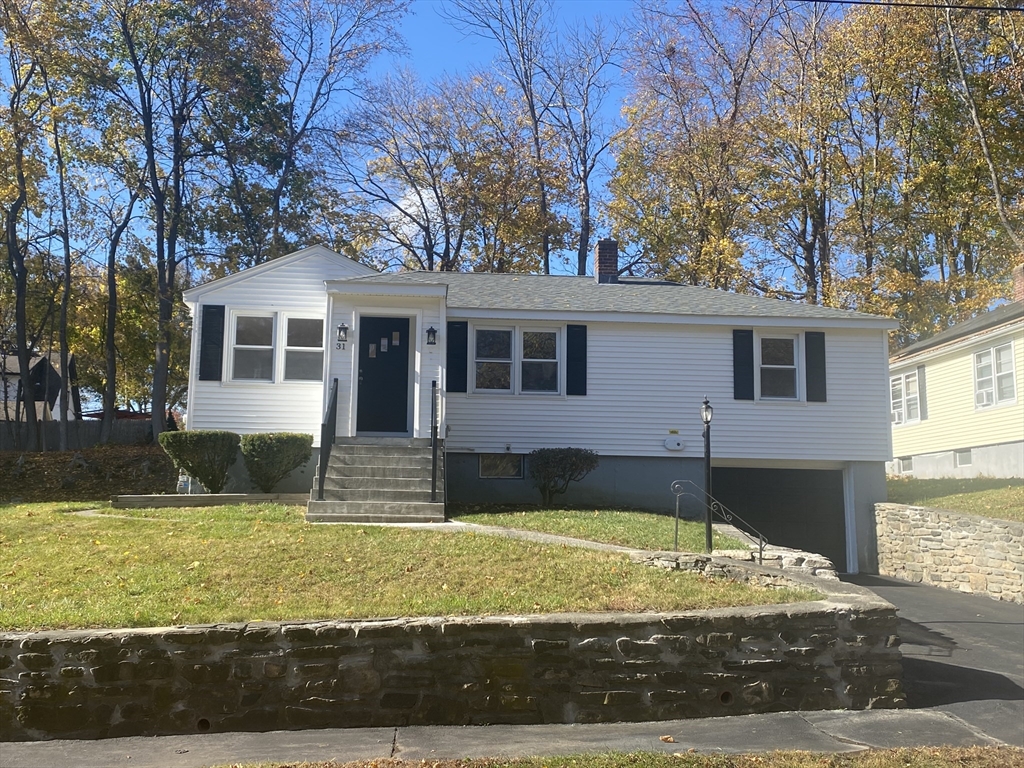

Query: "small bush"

xmin=158 ymin=430 xmax=240 ymax=494
xmin=528 ymin=447 xmax=600 ymax=506
xmin=239 ymin=432 xmax=313 ymax=493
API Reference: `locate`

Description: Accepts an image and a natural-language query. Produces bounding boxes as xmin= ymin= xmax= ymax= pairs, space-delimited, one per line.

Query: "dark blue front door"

xmin=357 ymin=316 xmax=410 ymax=433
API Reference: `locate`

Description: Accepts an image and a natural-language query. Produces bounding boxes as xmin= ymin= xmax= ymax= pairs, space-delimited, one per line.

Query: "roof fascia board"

xmin=325 ymin=281 xmax=448 ymax=299
xmin=445 ymin=307 xmax=896 ymax=329
xmin=890 ymin=317 xmax=1024 ymax=369
xmin=183 ymin=246 xmax=375 ymax=303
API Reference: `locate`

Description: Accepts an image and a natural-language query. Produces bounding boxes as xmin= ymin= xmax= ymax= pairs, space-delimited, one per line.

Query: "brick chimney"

xmin=1014 ymin=263 xmax=1024 ymax=303
xmin=595 ymin=238 xmax=619 ymax=284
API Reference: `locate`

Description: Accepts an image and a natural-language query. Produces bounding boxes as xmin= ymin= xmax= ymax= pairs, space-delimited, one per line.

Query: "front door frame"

xmin=350 ymin=307 xmax=421 ymax=437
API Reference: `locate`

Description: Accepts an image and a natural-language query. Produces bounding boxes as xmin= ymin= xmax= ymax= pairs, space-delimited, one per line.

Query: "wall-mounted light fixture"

xmin=337 ymin=323 xmax=349 ymax=344
xmin=426 ymin=326 xmax=438 ymax=346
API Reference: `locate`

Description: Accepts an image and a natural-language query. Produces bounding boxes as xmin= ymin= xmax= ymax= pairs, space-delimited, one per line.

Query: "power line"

xmin=806 ymin=0 xmax=1024 ymax=12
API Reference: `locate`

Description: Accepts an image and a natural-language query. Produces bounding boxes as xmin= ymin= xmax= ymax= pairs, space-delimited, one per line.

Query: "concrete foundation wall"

xmin=446 ymin=453 xmax=705 ymax=515
xmin=875 ymin=503 xmax=1024 ymax=603
xmin=889 ymin=441 xmax=1024 ymax=480
xmin=1 ymin=568 xmax=903 ymax=742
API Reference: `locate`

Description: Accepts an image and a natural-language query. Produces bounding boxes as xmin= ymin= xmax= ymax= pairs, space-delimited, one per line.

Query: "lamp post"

xmin=700 ymin=396 xmax=713 ymax=553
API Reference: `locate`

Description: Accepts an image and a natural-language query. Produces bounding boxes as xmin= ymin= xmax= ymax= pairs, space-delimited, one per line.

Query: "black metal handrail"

xmin=316 ymin=378 xmax=339 ymax=501
xmin=670 ymin=479 xmax=767 ymax=564
xmin=430 ymin=380 xmax=438 ymax=502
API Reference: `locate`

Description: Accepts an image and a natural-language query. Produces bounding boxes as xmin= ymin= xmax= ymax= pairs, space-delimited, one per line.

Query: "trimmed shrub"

xmin=240 ymin=432 xmax=313 ymax=493
xmin=158 ymin=430 xmax=240 ymax=494
xmin=528 ymin=447 xmax=600 ymax=506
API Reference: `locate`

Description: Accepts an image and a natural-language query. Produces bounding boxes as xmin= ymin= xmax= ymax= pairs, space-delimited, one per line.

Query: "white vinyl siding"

xmin=890 ymin=370 xmax=920 ymax=425
xmin=187 ymin=250 xmax=370 ymax=444
xmin=975 ymin=343 xmax=1016 ymax=409
xmin=446 ymin=322 xmax=890 ymax=461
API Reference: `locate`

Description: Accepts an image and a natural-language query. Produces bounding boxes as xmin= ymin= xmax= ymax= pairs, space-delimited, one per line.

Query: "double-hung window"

xmin=890 ymin=370 xmax=919 ymax=425
xmin=230 ymin=313 xmax=324 ymax=383
xmin=473 ymin=326 xmax=560 ymax=394
xmin=759 ymin=336 xmax=798 ymax=399
xmin=975 ymin=343 xmax=1016 ymax=409
xmin=284 ymin=318 xmax=324 ymax=381
xmin=232 ymin=315 xmax=274 ymax=380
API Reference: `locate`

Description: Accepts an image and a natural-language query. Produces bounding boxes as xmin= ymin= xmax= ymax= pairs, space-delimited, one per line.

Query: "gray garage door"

xmin=711 ymin=468 xmax=847 ymax=572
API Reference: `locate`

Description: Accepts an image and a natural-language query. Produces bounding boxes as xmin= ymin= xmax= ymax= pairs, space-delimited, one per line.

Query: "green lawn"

xmin=224 ymin=746 xmax=1024 ymax=768
xmin=887 ymin=477 xmax=1024 ymax=523
xmin=452 ymin=506 xmax=746 ymax=552
xmin=0 ymin=503 xmax=813 ymax=631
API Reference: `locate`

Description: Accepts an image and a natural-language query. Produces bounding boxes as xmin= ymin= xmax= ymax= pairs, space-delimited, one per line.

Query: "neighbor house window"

xmin=479 ymin=453 xmax=524 ymax=478
xmin=232 ymin=315 xmax=274 ymax=380
xmin=284 ymin=318 xmax=324 ymax=381
xmin=473 ymin=326 xmax=561 ymax=395
xmin=954 ymin=448 xmax=973 ymax=468
xmin=898 ymin=456 xmax=913 ymax=473
xmin=975 ymin=343 xmax=1016 ymax=409
xmin=475 ymin=328 xmax=513 ymax=391
xmin=759 ymin=337 xmax=797 ymax=399
xmin=890 ymin=371 xmax=920 ymax=425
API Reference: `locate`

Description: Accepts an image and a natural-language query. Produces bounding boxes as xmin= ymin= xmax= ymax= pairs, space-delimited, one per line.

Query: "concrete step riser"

xmin=306 ymin=513 xmax=445 ymax=524
xmin=324 ymin=477 xmax=441 ymax=492
xmin=321 ymin=465 xmax=443 ymax=480
xmin=306 ymin=500 xmax=445 ymax=517
xmin=329 ymin=456 xmax=436 ymax=468
xmin=333 ymin=437 xmax=436 ymax=448
xmin=331 ymin=446 xmax=440 ymax=457
xmin=318 ymin=489 xmax=439 ymax=503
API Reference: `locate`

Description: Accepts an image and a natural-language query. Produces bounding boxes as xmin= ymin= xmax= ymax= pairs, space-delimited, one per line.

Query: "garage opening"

xmin=711 ymin=467 xmax=847 ymax=572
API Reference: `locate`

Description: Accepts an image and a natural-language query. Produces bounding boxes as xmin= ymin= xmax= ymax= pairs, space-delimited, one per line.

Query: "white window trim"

xmin=471 ymin=324 xmax=563 ymax=396
xmin=974 ymin=342 xmax=1016 ymax=410
xmin=229 ymin=310 xmax=277 ymax=383
xmin=227 ymin=310 xmax=327 ymax=385
xmin=954 ymin=448 xmax=973 ymax=468
xmin=890 ymin=370 xmax=920 ymax=427
xmin=755 ymin=332 xmax=801 ymax=401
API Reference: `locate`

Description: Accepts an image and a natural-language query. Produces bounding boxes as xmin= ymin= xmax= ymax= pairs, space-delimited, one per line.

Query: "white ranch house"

xmin=182 ymin=243 xmax=896 ymax=573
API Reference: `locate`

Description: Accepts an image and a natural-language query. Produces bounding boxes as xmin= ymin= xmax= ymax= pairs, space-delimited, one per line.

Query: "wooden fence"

xmin=0 ymin=419 xmax=152 ymax=452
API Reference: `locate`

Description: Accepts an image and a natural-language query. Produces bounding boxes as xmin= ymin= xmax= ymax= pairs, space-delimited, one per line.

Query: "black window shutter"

xmin=446 ymin=321 xmax=468 ymax=393
xmin=566 ymin=324 xmax=587 ymax=396
xmin=198 ymin=305 xmax=225 ymax=381
xmin=805 ymin=331 xmax=827 ymax=402
xmin=917 ymin=365 xmax=928 ymax=420
xmin=733 ymin=329 xmax=754 ymax=400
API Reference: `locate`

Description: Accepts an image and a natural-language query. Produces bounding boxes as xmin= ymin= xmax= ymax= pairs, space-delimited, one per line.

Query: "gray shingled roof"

xmin=337 ymin=271 xmax=890 ymax=323
xmin=891 ymin=300 xmax=1023 ymax=361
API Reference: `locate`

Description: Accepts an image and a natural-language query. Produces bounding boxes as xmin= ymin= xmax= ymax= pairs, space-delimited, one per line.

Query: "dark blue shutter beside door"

xmin=566 ymin=324 xmax=587 ymax=396
xmin=198 ymin=304 xmax=225 ymax=381
xmin=446 ymin=321 xmax=468 ymax=393
xmin=733 ymin=329 xmax=754 ymax=400
xmin=805 ymin=331 xmax=827 ymax=402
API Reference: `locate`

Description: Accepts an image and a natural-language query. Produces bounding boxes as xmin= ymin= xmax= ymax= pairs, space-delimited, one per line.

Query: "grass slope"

xmin=0 ymin=503 xmax=813 ymax=631
xmin=886 ymin=477 xmax=1024 ymax=523
xmin=453 ymin=506 xmax=745 ymax=552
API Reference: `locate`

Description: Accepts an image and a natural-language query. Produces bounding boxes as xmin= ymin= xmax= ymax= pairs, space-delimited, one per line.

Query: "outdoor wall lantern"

xmin=337 ymin=323 xmax=349 ymax=344
xmin=700 ymin=396 xmax=713 ymax=553
xmin=426 ymin=326 xmax=438 ymax=345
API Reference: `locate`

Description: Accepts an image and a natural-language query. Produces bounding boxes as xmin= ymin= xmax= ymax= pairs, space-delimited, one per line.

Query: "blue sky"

xmin=382 ymin=0 xmax=636 ymax=82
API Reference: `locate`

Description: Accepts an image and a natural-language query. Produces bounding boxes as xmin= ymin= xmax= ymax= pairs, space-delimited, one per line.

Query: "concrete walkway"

xmin=0 ymin=709 xmax=1005 ymax=768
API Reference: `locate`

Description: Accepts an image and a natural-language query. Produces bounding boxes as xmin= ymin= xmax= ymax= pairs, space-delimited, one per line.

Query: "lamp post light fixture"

xmin=426 ymin=326 xmax=438 ymax=346
xmin=700 ymin=396 xmax=714 ymax=553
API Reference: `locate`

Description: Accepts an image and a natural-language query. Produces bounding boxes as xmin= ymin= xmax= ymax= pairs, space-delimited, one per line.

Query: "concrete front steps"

xmin=306 ymin=437 xmax=445 ymax=524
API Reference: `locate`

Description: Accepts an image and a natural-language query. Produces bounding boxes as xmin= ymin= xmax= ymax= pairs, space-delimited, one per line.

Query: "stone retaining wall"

xmin=875 ymin=503 xmax=1024 ymax=603
xmin=0 ymin=568 xmax=903 ymax=742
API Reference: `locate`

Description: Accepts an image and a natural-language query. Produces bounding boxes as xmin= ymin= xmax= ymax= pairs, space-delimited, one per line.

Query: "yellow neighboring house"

xmin=889 ymin=265 xmax=1024 ymax=479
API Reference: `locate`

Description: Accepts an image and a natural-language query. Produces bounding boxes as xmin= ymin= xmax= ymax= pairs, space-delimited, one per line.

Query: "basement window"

xmin=954 ymin=449 xmax=973 ymax=468
xmin=479 ymin=454 xmax=523 ymax=479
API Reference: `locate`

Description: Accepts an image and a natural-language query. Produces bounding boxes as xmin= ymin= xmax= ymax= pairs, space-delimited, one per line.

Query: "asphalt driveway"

xmin=844 ymin=573 xmax=1024 ymax=746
